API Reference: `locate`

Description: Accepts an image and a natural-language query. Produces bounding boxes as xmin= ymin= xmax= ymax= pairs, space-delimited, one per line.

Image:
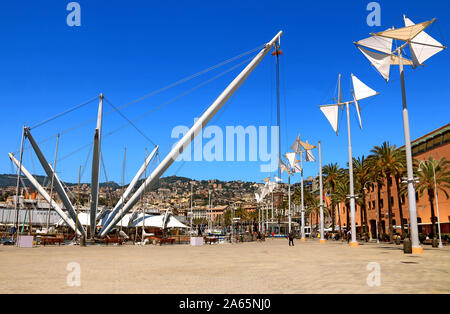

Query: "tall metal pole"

xmin=99 ymin=31 xmax=284 ymax=237
xmin=345 ymin=102 xmax=358 ymax=246
xmin=190 ymin=184 xmax=193 ymax=233
xmin=89 ymin=94 xmax=104 ymax=238
xmin=300 ymin=150 xmax=306 ymax=241
xmin=398 ymin=50 xmax=422 ymax=254
xmin=46 ymin=133 xmax=60 ymax=230
xmin=14 ymin=126 xmax=25 ymax=241
xmin=288 ymin=174 xmax=291 ymax=233
xmin=275 ymin=45 xmax=282 ymax=180
xmin=319 ymin=141 xmax=325 ymax=243
xmin=76 ymin=165 xmax=81 ymax=242
xmin=120 ymin=147 xmax=126 ymax=233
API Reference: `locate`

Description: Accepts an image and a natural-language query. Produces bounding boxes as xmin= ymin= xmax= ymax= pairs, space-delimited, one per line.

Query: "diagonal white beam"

xmin=101 ymin=145 xmax=158 ymax=230
xmin=99 ymin=31 xmax=283 ymax=237
xmin=8 ymin=153 xmax=80 ymax=234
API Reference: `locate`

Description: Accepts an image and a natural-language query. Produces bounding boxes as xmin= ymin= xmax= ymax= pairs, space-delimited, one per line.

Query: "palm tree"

xmin=353 ymin=156 xmax=370 ymax=237
xmin=392 ymin=150 xmax=407 ymax=236
xmin=367 ymin=155 xmax=384 ymax=241
xmin=323 ymin=163 xmax=344 ymax=232
xmin=369 ymin=142 xmax=404 ymax=242
xmin=415 ymin=156 xmax=450 ymax=238
xmin=304 ymin=190 xmax=329 ymax=234
xmin=331 ymin=177 xmax=350 ymax=234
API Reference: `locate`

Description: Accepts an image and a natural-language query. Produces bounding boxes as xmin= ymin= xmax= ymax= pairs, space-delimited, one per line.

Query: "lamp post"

xmin=418 ymin=160 xmax=443 ymax=248
xmin=363 ymin=181 xmax=379 ymax=244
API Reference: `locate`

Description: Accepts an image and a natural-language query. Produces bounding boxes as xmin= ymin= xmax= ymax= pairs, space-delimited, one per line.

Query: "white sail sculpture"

xmin=355 ymin=16 xmax=445 ymax=81
xmin=354 ymin=16 xmax=446 ymax=254
xmin=290 ymin=135 xmax=317 ymax=241
xmin=319 ymin=74 xmax=378 ymax=247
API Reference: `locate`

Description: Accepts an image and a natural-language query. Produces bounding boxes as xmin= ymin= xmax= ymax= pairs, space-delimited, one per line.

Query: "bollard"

xmin=432 ymin=238 xmax=439 ymax=248
xmin=403 ymin=237 xmax=412 ymax=254
xmin=80 ymin=235 xmax=86 ymax=247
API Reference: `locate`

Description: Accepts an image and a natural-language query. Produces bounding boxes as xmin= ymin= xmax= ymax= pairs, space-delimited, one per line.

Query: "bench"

xmin=158 ymin=237 xmax=175 ymax=245
xmin=104 ymin=237 xmax=124 ymax=245
xmin=204 ymin=237 xmax=218 ymax=244
xmin=41 ymin=236 xmax=63 ymax=246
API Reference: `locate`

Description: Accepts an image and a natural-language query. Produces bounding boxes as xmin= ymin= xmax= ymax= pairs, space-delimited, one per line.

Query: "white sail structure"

xmin=355 ymin=16 xmax=445 ymax=82
xmin=350 ymin=74 xmax=377 ymax=129
xmin=305 ymin=149 xmax=315 ymax=162
xmin=319 ymin=104 xmax=340 ymax=135
xmin=285 ymin=152 xmax=297 ymax=170
xmin=403 ymin=16 xmax=445 ymax=66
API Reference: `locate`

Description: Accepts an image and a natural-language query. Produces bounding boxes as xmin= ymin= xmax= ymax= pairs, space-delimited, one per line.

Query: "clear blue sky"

xmin=1 ymin=0 xmax=449 ymax=185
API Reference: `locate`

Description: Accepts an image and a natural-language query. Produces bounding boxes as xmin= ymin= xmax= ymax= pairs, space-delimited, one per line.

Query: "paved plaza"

xmin=0 ymin=239 xmax=449 ymax=294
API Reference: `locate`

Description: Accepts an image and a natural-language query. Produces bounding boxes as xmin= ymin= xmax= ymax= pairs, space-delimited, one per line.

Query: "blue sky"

xmin=1 ymin=0 xmax=449 ymax=185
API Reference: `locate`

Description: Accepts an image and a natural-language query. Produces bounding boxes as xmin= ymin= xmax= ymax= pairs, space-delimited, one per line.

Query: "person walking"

xmin=288 ymin=230 xmax=294 ymax=246
xmin=347 ymin=229 xmax=351 ymax=244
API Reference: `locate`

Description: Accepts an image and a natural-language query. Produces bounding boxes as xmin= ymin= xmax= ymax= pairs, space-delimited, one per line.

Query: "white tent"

xmin=132 ymin=214 xmax=188 ymax=229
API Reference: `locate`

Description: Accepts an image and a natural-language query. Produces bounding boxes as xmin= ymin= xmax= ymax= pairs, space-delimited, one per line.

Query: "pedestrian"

xmin=347 ymin=229 xmax=351 ymax=243
xmin=288 ymin=230 xmax=294 ymax=246
xmin=271 ymin=230 xmax=275 ymax=239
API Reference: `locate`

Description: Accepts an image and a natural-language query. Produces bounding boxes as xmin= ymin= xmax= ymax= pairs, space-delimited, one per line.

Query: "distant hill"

xmin=0 ymin=174 xmax=119 ymax=189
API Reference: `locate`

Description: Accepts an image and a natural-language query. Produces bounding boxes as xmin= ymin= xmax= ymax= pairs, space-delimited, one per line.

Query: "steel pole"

xmin=300 ymin=151 xmax=306 ymax=241
xmin=398 ymin=51 xmax=422 ymax=253
xmin=13 ymin=126 xmax=25 ymax=240
xmin=319 ymin=141 xmax=325 ymax=243
xmin=288 ymin=175 xmax=291 ymax=233
xmin=346 ymin=102 xmax=358 ymax=246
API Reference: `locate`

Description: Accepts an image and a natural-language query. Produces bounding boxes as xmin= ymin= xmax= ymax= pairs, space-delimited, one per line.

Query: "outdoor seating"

xmin=104 ymin=237 xmax=124 ymax=245
xmin=41 ymin=235 xmax=64 ymax=246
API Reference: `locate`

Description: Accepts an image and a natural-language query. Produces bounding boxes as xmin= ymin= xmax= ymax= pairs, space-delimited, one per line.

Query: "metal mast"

xmin=89 ymin=94 xmax=104 ymax=238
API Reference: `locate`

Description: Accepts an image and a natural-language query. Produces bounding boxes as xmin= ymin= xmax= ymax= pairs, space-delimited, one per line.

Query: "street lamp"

xmin=418 ymin=160 xmax=443 ymax=248
xmin=363 ymin=181 xmax=379 ymax=244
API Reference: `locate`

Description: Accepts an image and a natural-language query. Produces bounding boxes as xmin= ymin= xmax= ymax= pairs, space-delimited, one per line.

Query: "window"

xmin=390 ymin=196 xmax=394 ymax=206
xmin=401 ymin=195 xmax=405 ymax=204
xmin=372 ymin=201 xmax=376 ymax=209
xmin=380 ymin=199 xmax=384 ymax=208
xmin=415 ymin=192 xmax=419 ymax=201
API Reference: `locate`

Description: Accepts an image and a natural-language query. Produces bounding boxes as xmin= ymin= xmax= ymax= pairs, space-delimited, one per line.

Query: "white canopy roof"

xmin=132 ymin=214 xmax=188 ymax=229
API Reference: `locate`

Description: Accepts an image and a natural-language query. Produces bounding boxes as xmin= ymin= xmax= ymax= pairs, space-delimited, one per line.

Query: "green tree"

xmin=369 ymin=142 xmax=404 ymax=242
xmin=323 ymin=163 xmax=344 ymax=232
xmin=415 ymin=156 xmax=450 ymax=238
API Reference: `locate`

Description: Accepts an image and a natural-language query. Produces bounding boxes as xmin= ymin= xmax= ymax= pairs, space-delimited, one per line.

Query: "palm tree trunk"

xmin=331 ymin=185 xmax=336 ymax=232
xmin=394 ymin=175 xmax=405 ymax=236
xmin=428 ymin=189 xmax=437 ymax=238
xmin=346 ymin=203 xmax=350 ymax=232
xmin=386 ymin=175 xmax=394 ymax=242
xmin=376 ymin=183 xmax=383 ymax=240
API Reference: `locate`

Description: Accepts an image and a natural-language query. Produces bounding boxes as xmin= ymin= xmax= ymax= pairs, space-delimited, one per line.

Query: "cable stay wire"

xmin=103 ymin=97 xmax=157 ymax=147
xmin=56 ymin=56 xmax=254 ymax=164
xmin=20 ymin=44 xmax=264 ymax=153
xmin=30 ymin=96 xmax=99 ymax=130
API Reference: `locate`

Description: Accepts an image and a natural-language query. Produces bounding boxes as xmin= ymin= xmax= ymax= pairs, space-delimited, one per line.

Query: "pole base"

xmin=300 ymin=238 xmax=306 ymax=242
xmin=319 ymin=239 xmax=326 ymax=244
xmin=349 ymin=241 xmax=359 ymax=247
xmin=412 ymin=246 xmax=424 ymax=254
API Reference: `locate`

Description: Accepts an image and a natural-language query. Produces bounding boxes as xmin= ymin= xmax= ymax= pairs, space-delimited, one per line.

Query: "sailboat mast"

xmin=13 ymin=126 xmax=25 ymax=240
xmin=46 ymin=133 xmax=60 ymax=230
xmin=274 ymin=43 xmax=282 ymax=181
xmin=345 ymin=100 xmax=357 ymax=245
xmin=120 ymin=147 xmax=126 ymax=232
